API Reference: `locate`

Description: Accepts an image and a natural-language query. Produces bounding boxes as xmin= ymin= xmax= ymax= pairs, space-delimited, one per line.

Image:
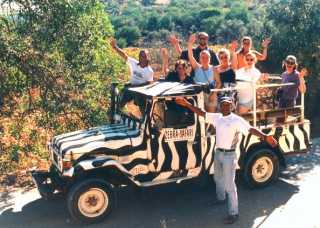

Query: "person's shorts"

xmin=238 ymin=100 xmax=253 ymax=109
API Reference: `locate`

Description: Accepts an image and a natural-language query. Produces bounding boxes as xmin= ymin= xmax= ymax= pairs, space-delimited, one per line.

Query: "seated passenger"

xmin=110 ymin=38 xmax=154 ymax=86
xmin=236 ymin=52 xmax=268 ymax=114
xmin=278 ymin=55 xmax=307 ymax=108
xmin=236 ymin=36 xmax=271 ymax=69
xmin=187 ymin=34 xmax=221 ymax=112
xmin=166 ymin=60 xmax=194 ymax=83
xmin=160 ymin=48 xmax=193 ymax=83
xmin=215 ymin=43 xmax=238 ymax=106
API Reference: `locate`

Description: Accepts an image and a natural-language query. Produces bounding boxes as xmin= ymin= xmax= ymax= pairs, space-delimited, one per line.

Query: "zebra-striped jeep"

xmin=31 ymin=81 xmax=311 ymax=223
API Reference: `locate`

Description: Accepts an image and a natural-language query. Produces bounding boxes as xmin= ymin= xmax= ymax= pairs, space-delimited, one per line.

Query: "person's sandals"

xmin=223 ymin=214 xmax=239 ymax=224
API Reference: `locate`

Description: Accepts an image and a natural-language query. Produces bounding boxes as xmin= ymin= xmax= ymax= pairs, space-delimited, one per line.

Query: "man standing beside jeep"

xmin=175 ymin=96 xmax=277 ymax=224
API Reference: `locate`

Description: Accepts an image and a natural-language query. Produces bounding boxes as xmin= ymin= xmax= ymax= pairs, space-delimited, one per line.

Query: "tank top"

xmin=194 ymin=65 xmax=214 ymax=84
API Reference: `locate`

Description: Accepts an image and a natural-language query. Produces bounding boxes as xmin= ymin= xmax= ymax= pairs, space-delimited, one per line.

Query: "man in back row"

xmin=169 ymin=32 xmax=220 ymax=68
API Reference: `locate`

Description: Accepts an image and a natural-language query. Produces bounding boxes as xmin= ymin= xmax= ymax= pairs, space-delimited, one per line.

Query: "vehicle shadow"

xmin=0 ymin=177 xmax=299 ymax=228
xmin=281 ymin=139 xmax=320 ymax=181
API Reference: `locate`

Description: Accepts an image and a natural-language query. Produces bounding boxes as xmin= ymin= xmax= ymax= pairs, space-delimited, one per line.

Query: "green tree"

xmin=0 ymin=0 xmax=126 ymax=169
xmin=116 ymin=25 xmax=141 ymax=46
xmin=265 ymin=0 xmax=320 ymax=118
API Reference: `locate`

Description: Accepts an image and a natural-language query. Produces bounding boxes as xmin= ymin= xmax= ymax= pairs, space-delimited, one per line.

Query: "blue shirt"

xmin=194 ymin=65 xmax=214 ymax=84
xmin=281 ymin=70 xmax=300 ymax=100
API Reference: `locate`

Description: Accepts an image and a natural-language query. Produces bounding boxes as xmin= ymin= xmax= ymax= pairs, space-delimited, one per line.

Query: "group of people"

xmin=110 ymin=33 xmax=305 ymax=225
xmin=110 ymin=32 xmax=307 ymax=115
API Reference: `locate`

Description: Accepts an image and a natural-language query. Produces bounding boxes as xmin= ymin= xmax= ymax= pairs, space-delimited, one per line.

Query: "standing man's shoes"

xmin=223 ymin=214 xmax=239 ymax=224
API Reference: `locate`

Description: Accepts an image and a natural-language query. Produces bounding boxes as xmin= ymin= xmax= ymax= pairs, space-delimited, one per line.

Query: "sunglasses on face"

xmin=199 ymin=37 xmax=208 ymax=40
xmin=246 ymin=58 xmax=254 ymax=62
xmin=243 ymin=41 xmax=251 ymax=45
xmin=219 ymin=55 xmax=228 ymax=60
xmin=286 ymin=61 xmax=295 ymax=66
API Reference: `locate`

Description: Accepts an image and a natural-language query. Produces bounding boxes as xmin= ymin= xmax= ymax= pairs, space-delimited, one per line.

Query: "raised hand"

xmin=230 ymin=40 xmax=238 ymax=52
xmin=300 ymin=68 xmax=308 ymax=78
xmin=261 ymin=38 xmax=271 ymax=48
xmin=160 ymin=47 xmax=168 ymax=57
xmin=188 ymin=34 xmax=197 ymax=45
xmin=261 ymin=73 xmax=269 ymax=81
xmin=169 ymin=35 xmax=179 ymax=46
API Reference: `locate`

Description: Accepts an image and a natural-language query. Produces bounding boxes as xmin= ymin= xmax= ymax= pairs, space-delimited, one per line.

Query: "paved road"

xmin=1 ymin=139 xmax=320 ymax=228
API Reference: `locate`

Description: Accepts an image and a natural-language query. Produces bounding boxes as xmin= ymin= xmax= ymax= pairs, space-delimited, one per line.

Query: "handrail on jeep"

xmin=209 ymin=77 xmax=305 ymax=128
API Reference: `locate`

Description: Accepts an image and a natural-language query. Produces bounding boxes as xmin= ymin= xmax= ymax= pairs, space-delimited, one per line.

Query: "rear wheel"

xmin=67 ymin=179 xmax=115 ymax=224
xmin=242 ymin=148 xmax=279 ymax=189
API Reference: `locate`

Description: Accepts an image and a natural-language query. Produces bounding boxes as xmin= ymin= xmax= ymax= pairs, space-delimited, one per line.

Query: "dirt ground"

xmin=1 ymin=139 xmax=320 ymax=228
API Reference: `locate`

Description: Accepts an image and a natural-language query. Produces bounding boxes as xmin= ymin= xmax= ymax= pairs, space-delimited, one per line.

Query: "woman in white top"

xmin=188 ymin=34 xmax=221 ymax=112
xmin=236 ymin=52 xmax=268 ymax=114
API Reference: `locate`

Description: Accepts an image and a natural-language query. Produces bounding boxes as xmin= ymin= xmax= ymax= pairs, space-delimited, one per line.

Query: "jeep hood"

xmin=51 ymin=122 xmax=141 ymax=158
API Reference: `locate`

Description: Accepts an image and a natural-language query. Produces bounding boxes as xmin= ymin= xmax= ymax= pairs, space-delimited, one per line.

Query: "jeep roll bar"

xmin=210 ymin=79 xmax=305 ymax=127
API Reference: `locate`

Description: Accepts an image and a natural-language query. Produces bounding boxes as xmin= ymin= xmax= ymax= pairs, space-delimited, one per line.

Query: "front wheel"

xmin=242 ymin=148 xmax=279 ymax=189
xmin=67 ymin=179 xmax=115 ymax=224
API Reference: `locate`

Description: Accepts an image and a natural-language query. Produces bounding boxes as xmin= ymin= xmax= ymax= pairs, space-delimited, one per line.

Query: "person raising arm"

xmin=110 ymin=38 xmax=154 ymax=86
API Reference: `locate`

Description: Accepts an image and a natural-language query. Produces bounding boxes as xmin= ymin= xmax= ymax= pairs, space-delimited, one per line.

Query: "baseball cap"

xmin=220 ymin=96 xmax=233 ymax=104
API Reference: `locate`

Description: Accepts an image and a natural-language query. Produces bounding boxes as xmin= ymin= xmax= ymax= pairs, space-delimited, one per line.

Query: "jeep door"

xmin=150 ymin=97 xmax=202 ymax=176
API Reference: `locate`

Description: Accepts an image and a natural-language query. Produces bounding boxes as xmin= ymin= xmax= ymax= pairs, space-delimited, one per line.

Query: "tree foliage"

xmin=0 ymin=0 xmax=126 ymax=173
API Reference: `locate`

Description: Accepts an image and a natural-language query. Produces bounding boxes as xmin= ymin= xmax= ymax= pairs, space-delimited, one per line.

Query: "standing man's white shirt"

xmin=205 ymin=112 xmax=251 ymax=149
xmin=128 ymin=57 xmax=154 ymax=85
xmin=236 ymin=67 xmax=261 ymax=104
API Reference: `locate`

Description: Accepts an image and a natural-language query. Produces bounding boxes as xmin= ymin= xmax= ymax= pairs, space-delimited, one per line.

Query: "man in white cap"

xmin=176 ymin=96 xmax=277 ymax=224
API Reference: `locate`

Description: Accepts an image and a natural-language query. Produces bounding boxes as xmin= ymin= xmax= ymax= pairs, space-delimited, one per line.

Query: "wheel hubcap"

xmin=252 ymin=156 xmax=274 ymax=183
xmin=78 ymin=188 xmax=109 ymax=218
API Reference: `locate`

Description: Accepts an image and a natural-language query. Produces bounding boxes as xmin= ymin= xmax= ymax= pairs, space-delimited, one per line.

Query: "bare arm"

xmin=255 ymin=38 xmax=271 ymax=61
xmin=188 ymin=34 xmax=201 ymax=69
xmin=110 ymin=38 xmax=128 ymax=61
xmin=213 ymin=67 xmax=222 ymax=89
xmin=169 ymin=35 xmax=182 ymax=55
xmin=175 ymin=97 xmax=205 ymax=117
xmin=160 ymin=48 xmax=169 ymax=76
xmin=299 ymin=68 xmax=307 ymax=94
xmin=249 ymin=128 xmax=278 ymax=147
xmin=230 ymin=40 xmax=238 ymax=70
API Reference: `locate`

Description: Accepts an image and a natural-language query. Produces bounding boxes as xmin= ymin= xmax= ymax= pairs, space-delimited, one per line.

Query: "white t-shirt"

xmin=127 ymin=57 xmax=154 ymax=85
xmin=236 ymin=67 xmax=261 ymax=104
xmin=205 ymin=112 xmax=251 ymax=150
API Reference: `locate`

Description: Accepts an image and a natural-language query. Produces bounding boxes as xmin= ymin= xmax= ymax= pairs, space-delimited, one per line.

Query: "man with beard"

xmin=169 ymin=32 xmax=220 ymax=68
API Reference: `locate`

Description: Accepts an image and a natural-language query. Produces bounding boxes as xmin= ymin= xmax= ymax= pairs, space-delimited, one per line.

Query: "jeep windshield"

xmin=118 ymin=88 xmax=147 ymax=122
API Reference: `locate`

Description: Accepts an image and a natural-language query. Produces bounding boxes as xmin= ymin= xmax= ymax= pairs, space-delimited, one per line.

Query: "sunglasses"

xmin=286 ymin=61 xmax=295 ymax=66
xmin=243 ymin=41 xmax=251 ymax=45
xmin=219 ymin=55 xmax=228 ymax=60
xmin=246 ymin=58 xmax=254 ymax=62
xmin=199 ymin=37 xmax=208 ymax=40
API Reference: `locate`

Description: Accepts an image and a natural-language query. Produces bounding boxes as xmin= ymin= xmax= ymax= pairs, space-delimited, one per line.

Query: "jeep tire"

xmin=67 ymin=178 xmax=115 ymax=223
xmin=242 ymin=148 xmax=279 ymax=189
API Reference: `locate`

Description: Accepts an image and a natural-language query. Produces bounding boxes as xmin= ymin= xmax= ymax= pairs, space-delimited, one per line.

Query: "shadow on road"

xmin=281 ymin=141 xmax=320 ymax=181
xmin=0 ymin=177 xmax=299 ymax=228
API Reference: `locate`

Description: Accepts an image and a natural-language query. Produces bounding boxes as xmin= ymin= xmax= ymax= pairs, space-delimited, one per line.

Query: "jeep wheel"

xmin=242 ymin=148 xmax=279 ymax=189
xmin=67 ymin=179 xmax=115 ymax=224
